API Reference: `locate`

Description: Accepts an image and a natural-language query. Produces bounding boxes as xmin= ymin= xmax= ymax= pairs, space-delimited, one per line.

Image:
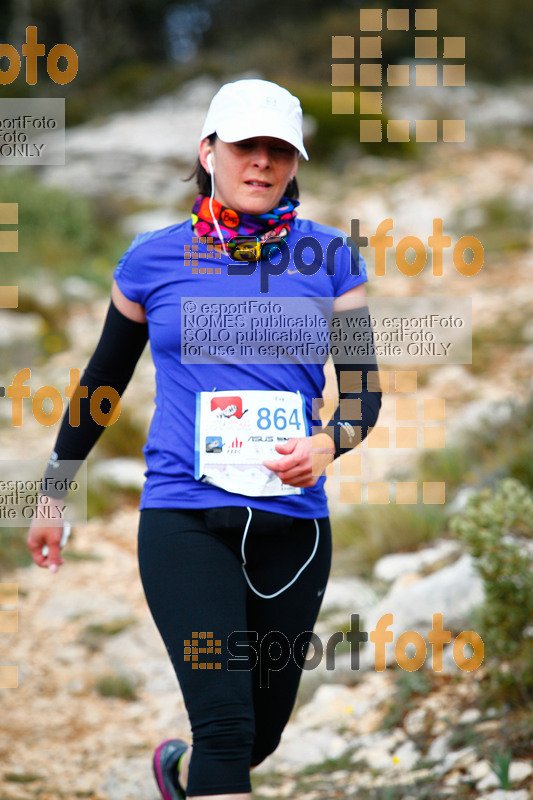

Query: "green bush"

xmin=333 ymin=503 xmax=444 ymax=577
xmin=470 ymin=316 xmax=528 ymax=376
xmin=451 ymin=479 xmax=533 ymax=706
xmin=380 ymin=668 xmax=434 ymax=729
xmin=94 ymin=672 xmax=138 ymax=701
xmin=94 ymin=408 xmax=147 ymax=458
xmin=283 ymin=81 xmax=412 ymax=161
xmin=79 ymin=616 xmax=137 ymax=652
xmin=419 ymin=396 xmax=533 ymax=496
xmin=0 ymin=527 xmax=34 ymax=570
xmin=0 ymin=171 xmax=128 ymax=287
xmin=489 ymin=747 xmax=512 ymax=790
xmin=454 ymin=195 xmax=531 ymax=256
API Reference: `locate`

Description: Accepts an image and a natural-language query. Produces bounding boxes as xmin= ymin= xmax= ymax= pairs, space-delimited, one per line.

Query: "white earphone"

xmin=205 ymin=149 xmax=229 ymax=257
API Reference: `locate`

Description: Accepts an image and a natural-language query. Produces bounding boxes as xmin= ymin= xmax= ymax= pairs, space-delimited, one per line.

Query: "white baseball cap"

xmin=200 ymin=79 xmax=309 ymax=160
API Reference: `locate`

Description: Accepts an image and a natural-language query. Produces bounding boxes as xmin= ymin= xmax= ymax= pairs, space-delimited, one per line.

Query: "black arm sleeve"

xmin=323 ymin=306 xmax=382 ymax=459
xmin=41 ymin=300 xmax=149 ymax=498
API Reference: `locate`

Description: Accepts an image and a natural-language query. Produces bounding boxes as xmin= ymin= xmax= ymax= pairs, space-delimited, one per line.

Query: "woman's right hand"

xmin=26 ymin=496 xmax=66 ymax=573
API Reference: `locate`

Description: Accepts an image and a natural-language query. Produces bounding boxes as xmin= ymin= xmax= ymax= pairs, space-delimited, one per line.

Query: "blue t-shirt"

xmin=114 ymin=217 xmax=367 ymax=518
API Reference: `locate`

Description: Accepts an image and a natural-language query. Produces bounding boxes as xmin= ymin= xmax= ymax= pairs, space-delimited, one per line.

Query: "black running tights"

xmin=138 ymin=507 xmax=332 ymax=796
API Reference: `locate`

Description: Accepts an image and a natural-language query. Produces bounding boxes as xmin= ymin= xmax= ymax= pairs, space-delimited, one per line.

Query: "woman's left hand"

xmin=263 ymin=433 xmax=335 ymax=488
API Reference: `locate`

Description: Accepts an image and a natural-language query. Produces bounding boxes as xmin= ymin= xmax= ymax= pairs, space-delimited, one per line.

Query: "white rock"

xmin=437 ymin=746 xmax=477 ymax=775
xmin=448 ymin=399 xmax=514 ymax=440
xmin=448 ymin=486 xmax=478 ymax=515
xmin=440 ymin=642 xmax=462 ymax=673
xmin=104 ymin=626 xmax=178 ymax=694
xmin=102 ymin=757 xmax=160 ymax=800
xmin=42 ymin=77 xmax=219 ymax=202
xmin=0 ymin=310 xmax=42 ymax=346
xmin=477 ymin=769 xmax=502 ymax=791
xmin=458 ymin=708 xmax=482 ymax=724
xmin=18 ymin=277 xmax=61 ymax=309
xmin=469 ymin=759 xmax=493 ymax=781
xmin=55 ymin=644 xmax=86 ymax=665
xmin=294 ymin=683 xmax=351 ymax=726
xmin=90 ymin=458 xmax=145 ymax=490
xmin=454 ymin=746 xmax=478 ymax=768
xmin=427 ymin=733 xmax=450 ymax=762
xmin=356 ymin=746 xmax=394 ymax=771
xmin=121 ymin=209 xmax=182 ymax=237
xmin=509 ymin=760 xmax=533 ymax=782
xmin=373 ymin=539 xmax=461 ymax=583
xmin=254 ymin=727 xmax=349 ymax=773
xmin=355 ymin=729 xmax=406 ymax=751
xmin=295 ymin=674 xmax=397 ymax=733
xmin=40 ymin=590 xmax=132 ymax=622
xmin=403 ymin=706 xmax=427 ymax=737
xmin=426 ymin=365 xmax=478 ymax=401
xmin=480 ymin=792 xmax=530 ymax=800
xmin=320 ymin=576 xmax=378 ymax=613
xmin=255 ymin=786 xmax=282 ymax=797
xmin=357 ymin=554 xmax=484 ymax=670
xmin=391 ymin=739 xmax=420 ymax=771
xmin=444 ymin=769 xmax=462 ymax=787
xmin=62 ymin=276 xmax=100 ymax=302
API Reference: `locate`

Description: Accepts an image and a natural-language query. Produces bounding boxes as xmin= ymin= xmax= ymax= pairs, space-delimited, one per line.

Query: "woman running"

xmin=27 ymin=79 xmax=381 ymax=799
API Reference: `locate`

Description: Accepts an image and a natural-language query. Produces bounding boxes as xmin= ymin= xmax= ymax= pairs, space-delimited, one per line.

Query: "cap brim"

xmin=215 ymin=118 xmax=309 ymax=160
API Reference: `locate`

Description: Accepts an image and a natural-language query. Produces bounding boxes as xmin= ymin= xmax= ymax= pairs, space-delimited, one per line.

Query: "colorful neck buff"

xmin=191 ymin=195 xmax=299 ymax=255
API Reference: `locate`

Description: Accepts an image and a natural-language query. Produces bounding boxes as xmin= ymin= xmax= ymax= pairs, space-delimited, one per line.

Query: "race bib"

xmin=195 ymin=390 xmax=308 ymax=496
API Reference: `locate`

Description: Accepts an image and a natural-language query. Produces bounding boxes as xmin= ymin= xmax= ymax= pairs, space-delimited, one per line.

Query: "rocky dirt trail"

xmin=2 ymin=507 xmax=199 ymax=800
xmin=1 ymin=78 xmax=533 ymax=799
xmin=2 ymin=508 xmax=532 ymax=800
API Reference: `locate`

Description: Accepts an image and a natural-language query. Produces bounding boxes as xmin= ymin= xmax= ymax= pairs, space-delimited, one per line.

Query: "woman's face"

xmin=199 ymin=136 xmax=298 ymax=215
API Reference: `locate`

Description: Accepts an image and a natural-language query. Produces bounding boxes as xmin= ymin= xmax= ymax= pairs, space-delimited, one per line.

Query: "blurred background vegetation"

xmin=1 ymin=0 xmax=532 ymax=729
xmin=1 ymin=0 xmax=532 ymax=122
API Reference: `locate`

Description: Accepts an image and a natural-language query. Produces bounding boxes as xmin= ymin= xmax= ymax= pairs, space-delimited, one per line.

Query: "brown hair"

xmin=183 ymin=133 xmax=300 ymax=200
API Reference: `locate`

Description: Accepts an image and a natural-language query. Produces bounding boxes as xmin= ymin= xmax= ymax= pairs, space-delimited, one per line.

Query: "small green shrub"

xmin=470 ymin=315 xmax=527 ymax=375
xmin=447 ymin=722 xmax=484 ymax=752
xmin=380 ymin=668 xmax=433 ymax=729
xmin=395 ymin=669 xmax=433 ymax=703
xmin=464 ymin=195 xmax=531 ymax=254
xmin=64 ymin=550 xmax=103 ymax=562
xmin=94 ymin=408 xmax=147 ymax=458
xmin=283 ymin=81 xmax=412 ymax=160
xmin=5 ymin=772 xmax=42 ymax=783
xmin=506 ymin=706 xmax=533 ymax=758
xmin=489 ymin=747 xmax=512 ymax=790
xmin=0 ymin=527 xmax=34 ymax=570
xmin=333 ymin=503 xmax=444 ymax=577
xmin=419 ymin=396 xmax=533 ymax=496
xmin=94 ymin=672 xmax=138 ymax=700
xmin=86 ymin=483 xmax=139 ymax=520
xmin=0 ymin=171 xmax=129 ymax=287
xmin=451 ymin=478 xmax=533 ymax=706
xmin=79 ymin=616 xmax=137 ymax=651
xmin=418 ymin=446 xmax=475 ymax=494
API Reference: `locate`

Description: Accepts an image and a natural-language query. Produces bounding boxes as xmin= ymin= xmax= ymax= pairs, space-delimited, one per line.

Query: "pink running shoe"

xmin=153 ymin=738 xmax=188 ymax=800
